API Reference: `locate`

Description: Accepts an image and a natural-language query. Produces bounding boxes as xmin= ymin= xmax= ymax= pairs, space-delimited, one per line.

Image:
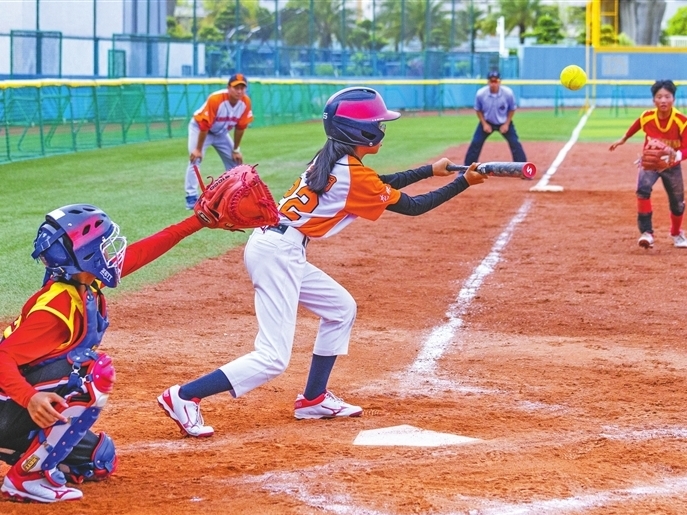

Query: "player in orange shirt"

xmin=610 ymin=79 xmax=687 ymax=249
xmin=184 ymin=73 xmax=254 ymax=209
xmin=158 ymin=87 xmax=487 ymax=436
xmin=0 ymin=204 xmax=205 ymax=502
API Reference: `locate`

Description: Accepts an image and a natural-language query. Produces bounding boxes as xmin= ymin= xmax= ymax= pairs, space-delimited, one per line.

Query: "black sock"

xmin=178 ymin=369 xmax=232 ymax=400
xmin=303 ymin=354 xmax=337 ymax=401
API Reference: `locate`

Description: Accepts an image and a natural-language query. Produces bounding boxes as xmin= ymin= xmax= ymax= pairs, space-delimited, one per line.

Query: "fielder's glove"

xmin=640 ymin=139 xmax=681 ymax=172
xmin=193 ymin=164 xmax=280 ymax=231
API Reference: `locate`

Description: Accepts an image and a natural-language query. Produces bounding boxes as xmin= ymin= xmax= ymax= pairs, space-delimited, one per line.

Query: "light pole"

xmin=469 ymin=0 xmax=475 ymax=76
xmin=309 ymin=0 xmax=314 ymax=75
xmin=193 ymin=0 xmax=198 ymax=75
xmin=400 ymin=0 xmax=405 ymax=75
xmin=36 ymin=0 xmax=42 ymax=75
xmin=274 ymin=0 xmax=280 ymax=76
xmin=93 ymin=0 xmax=98 ymax=76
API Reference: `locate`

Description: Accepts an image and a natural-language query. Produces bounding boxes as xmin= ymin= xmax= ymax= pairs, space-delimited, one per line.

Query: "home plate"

xmin=353 ymin=425 xmax=480 ymax=447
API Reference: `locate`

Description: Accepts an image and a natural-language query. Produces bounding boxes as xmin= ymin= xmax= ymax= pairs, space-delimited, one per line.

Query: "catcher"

xmin=609 ymin=79 xmax=687 ymax=249
xmin=0 ymin=170 xmax=277 ymax=502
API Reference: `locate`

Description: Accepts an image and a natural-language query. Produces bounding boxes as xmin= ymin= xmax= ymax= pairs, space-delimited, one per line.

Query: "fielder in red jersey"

xmin=609 ymin=79 xmax=687 ymax=249
xmin=0 ymin=205 xmax=204 ymax=503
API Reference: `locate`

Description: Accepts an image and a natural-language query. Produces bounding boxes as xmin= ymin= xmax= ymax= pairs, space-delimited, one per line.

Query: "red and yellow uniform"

xmin=623 ymin=107 xmax=687 ymax=155
xmin=0 ymin=216 xmax=203 ymax=408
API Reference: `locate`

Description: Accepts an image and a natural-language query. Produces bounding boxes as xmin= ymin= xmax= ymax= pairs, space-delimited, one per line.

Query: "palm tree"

xmin=378 ymin=0 xmax=449 ymax=51
xmin=281 ymin=0 xmax=354 ymax=49
xmin=454 ymin=2 xmax=485 ymax=49
xmin=377 ymin=0 xmax=403 ymax=51
xmin=497 ymin=0 xmax=542 ymax=44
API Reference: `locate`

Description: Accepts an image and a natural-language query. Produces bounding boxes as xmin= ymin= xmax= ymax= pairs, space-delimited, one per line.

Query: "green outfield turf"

xmin=0 ymin=108 xmax=640 ymax=320
xmin=578 ymin=107 xmax=646 ymax=142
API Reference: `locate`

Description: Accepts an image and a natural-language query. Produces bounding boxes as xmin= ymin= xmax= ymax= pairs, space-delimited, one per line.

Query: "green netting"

xmin=7 ymin=77 xmax=648 ymax=164
xmin=0 ymin=79 xmax=349 ymax=164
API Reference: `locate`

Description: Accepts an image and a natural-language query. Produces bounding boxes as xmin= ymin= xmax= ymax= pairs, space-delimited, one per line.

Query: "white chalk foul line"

xmin=239 ymin=464 xmax=687 ymax=515
xmin=530 ymin=105 xmax=595 ymax=191
xmin=409 ymin=198 xmax=533 ymax=375
xmin=410 ymin=106 xmax=594 ymax=377
xmin=478 ymin=475 xmax=687 ymax=515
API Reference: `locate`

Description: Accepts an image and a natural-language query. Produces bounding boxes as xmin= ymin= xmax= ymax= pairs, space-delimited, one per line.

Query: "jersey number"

xmin=281 ymin=175 xmax=337 ymax=221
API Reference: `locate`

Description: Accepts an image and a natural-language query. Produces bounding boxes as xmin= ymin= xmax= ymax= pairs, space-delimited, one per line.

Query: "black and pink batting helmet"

xmin=323 ymin=87 xmax=401 ymax=146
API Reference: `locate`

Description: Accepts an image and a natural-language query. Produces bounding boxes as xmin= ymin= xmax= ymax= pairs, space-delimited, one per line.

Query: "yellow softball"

xmin=559 ymin=65 xmax=587 ymax=91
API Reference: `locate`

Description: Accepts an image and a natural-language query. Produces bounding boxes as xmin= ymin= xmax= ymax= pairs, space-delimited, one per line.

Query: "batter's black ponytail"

xmin=306 ymin=140 xmax=356 ymax=194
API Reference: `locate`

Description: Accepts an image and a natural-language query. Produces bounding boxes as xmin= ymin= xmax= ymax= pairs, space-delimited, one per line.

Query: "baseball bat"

xmin=446 ymin=162 xmax=537 ymax=179
xmin=192 ymin=163 xmax=208 ymax=193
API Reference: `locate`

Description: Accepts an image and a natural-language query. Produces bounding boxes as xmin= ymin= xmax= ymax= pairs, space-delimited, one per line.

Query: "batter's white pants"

xmin=220 ymin=226 xmax=357 ymax=397
xmin=184 ymin=120 xmax=237 ymax=197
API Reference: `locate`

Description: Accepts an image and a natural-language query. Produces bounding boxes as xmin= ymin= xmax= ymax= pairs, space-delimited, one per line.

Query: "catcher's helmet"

xmin=323 ymin=87 xmax=401 ymax=147
xmin=32 ymin=204 xmax=127 ymax=288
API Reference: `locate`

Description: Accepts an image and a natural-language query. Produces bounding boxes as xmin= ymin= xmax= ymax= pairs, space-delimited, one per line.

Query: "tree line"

xmin=166 ymin=0 xmax=687 ymax=51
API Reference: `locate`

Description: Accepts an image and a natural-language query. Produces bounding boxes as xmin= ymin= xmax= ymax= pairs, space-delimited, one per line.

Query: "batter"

xmin=159 ymin=87 xmax=487 ymax=437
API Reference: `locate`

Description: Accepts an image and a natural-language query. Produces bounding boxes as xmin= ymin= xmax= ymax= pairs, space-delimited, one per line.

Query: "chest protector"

xmin=66 ymin=286 xmax=109 ymax=366
xmin=9 ymin=282 xmax=111 ymax=370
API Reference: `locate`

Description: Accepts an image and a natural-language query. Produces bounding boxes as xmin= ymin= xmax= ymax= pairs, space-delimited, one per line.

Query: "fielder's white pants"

xmin=220 ymin=227 xmax=357 ymax=397
xmin=184 ymin=120 xmax=237 ymax=197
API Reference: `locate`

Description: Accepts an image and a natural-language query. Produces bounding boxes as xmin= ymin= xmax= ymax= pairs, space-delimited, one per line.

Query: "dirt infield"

xmin=4 ymin=140 xmax=687 ymax=514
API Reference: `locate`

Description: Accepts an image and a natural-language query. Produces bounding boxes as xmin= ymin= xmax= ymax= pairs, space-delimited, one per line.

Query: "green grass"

xmin=579 ymin=107 xmax=646 ymax=142
xmin=0 ymin=108 xmax=639 ymax=320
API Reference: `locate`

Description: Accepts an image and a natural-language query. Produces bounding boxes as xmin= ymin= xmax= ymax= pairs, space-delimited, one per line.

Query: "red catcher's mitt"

xmin=641 ymin=138 xmax=678 ymax=171
xmin=193 ymin=164 xmax=280 ymax=231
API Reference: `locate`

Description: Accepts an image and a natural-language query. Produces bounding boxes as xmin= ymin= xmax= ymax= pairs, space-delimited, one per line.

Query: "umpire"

xmin=464 ymin=70 xmax=527 ymax=166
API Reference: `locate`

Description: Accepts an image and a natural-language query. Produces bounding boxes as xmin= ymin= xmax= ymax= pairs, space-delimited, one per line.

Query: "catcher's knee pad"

xmin=59 ymin=432 xmax=118 ymax=484
xmin=82 ymin=352 xmax=116 ymax=407
xmin=17 ymin=407 xmax=101 ymax=475
xmin=17 ymin=354 xmax=115 ymax=475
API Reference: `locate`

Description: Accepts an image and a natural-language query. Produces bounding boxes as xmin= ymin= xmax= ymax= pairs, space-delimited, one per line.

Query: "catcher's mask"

xmin=323 ymin=87 xmax=401 ymax=147
xmin=32 ymin=204 xmax=127 ymax=288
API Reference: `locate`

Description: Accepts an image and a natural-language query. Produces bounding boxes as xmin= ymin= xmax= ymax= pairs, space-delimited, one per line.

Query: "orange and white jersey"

xmin=192 ymin=89 xmax=253 ymax=133
xmin=278 ymin=154 xmax=401 ymax=239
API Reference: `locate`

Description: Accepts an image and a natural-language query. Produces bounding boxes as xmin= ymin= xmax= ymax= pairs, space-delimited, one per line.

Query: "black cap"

xmin=487 ymin=70 xmax=500 ymax=80
xmin=228 ymin=73 xmax=248 ymax=87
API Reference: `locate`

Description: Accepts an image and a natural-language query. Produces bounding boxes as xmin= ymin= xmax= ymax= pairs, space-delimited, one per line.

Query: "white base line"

xmin=410 ymin=106 xmax=594 ymax=376
xmin=409 ymin=198 xmax=532 ymax=375
xmin=479 ymin=475 xmax=687 ymax=515
xmin=530 ymin=104 xmax=595 ymax=191
xmin=242 ymin=466 xmax=687 ymax=515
